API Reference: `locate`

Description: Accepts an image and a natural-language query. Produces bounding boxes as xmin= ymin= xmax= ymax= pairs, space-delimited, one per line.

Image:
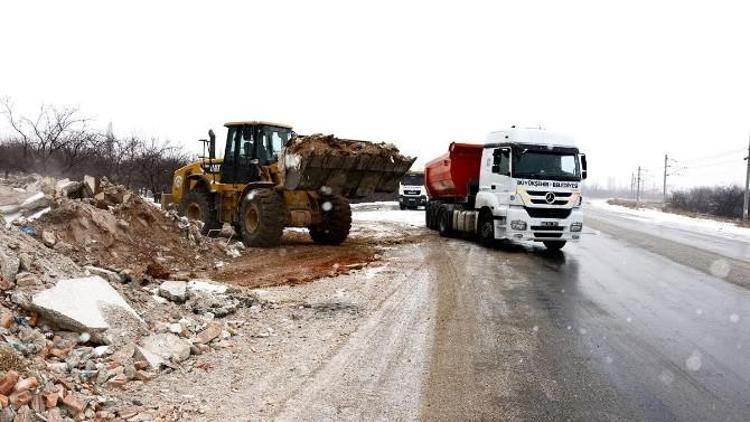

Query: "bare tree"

xmin=1 ymin=97 xmax=97 ymax=174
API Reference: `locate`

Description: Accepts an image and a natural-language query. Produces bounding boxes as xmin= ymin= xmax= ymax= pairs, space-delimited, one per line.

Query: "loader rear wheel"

xmin=309 ymin=195 xmax=351 ymax=245
xmin=180 ymin=191 xmax=221 ymax=236
xmin=239 ymin=189 xmax=284 ymax=248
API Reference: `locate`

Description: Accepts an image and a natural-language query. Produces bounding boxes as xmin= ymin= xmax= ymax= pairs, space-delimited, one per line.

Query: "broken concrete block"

xmin=140 ymin=333 xmax=191 ymax=363
xmin=83 ymin=175 xmax=100 ymax=197
xmin=187 ymin=279 xmax=228 ymax=295
xmin=31 ymin=276 xmax=143 ymax=341
xmin=55 ymin=179 xmax=83 ymax=199
xmin=84 ymin=266 xmax=120 ymax=285
xmin=134 ymin=346 xmax=166 ymax=369
xmin=158 ymin=280 xmax=187 ymax=303
xmin=19 ymin=192 xmax=49 ymax=213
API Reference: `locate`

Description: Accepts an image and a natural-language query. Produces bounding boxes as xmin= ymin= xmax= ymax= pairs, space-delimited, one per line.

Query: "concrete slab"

xmin=31 ymin=276 xmax=143 ymax=336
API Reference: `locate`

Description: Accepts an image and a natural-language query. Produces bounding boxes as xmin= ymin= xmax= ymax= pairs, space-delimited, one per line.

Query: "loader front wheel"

xmin=309 ymin=195 xmax=351 ymax=245
xmin=180 ymin=191 xmax=221 ymax=236
xmin=239 ymin=189 xmax=284 ymax=248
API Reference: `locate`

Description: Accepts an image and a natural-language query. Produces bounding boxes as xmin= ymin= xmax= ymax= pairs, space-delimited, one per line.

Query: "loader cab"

xmin=220 ymin=121 xmax=293 ymax=184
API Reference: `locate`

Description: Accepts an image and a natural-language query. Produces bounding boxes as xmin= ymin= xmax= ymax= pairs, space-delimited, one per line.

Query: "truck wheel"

xmin=438 ymin=206 xmax=453 ymax=237
xmin=543 ymin=241 xmax=567 ymax=251
xmin=399 ymin=203 xmax=406 ymax=210
xmin=180 ymin=190 xmax=221 ymax=236
xmin=309 ymin=195 xmax=352 ymax=245
xmin=425 ymin=202 xmax=433 ymax=228
xmin=478 ymin=211 xmax=495 ymax=247
xmin=239 ymin=189 xmax=284 ymax=247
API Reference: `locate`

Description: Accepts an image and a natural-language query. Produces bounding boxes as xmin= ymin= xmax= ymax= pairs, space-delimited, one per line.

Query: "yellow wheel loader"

xmin=170 ymin=121 xmax=415 ymax=247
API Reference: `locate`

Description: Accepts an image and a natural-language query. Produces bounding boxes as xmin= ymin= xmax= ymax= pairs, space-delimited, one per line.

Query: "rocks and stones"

xmin=55 ymin=179 xmax=83 ymax=199
xmin=195 ymin=323 xmax=222 ymax=345
xmin=0 ymin=252 xmax=20 ymax=285
xmin=158 ymin=280 xmax=188 ymax=303
xmin=139 ymin=333 xmax=191 ymax=364
xmin=41 ymin=230 xmax=56 ymax=247
xmin=31 ymin=276 xmax=143 ymax=342
xmin=83 ymin=266 xmax=120 ymax=284
xmin=82 ymin=175 xmax=100 ymax=197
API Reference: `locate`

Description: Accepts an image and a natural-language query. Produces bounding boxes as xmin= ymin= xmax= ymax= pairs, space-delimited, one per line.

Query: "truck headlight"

xmin=571 ymin=222 xmax=583 ymax=232
xmin=510 ymin=220 xmax=527 ymax=231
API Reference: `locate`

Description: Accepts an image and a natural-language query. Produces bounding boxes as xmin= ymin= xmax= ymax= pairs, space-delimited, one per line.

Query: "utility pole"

xmin=663 ymin=154 xmax=669 ymax=204
xmin=743 ymin=136 xmax=750 ymax=224
xmin=636 ymin=166 xmax=642 ymax=208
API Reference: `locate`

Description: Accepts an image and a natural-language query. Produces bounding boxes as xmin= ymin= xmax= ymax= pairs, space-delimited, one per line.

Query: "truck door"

xmin=479 ymin=147 xmax=513 ymax=204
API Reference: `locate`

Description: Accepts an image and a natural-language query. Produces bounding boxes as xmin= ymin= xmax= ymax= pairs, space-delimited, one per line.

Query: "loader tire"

xmin=239 ymin=189 xmax=284 ymax=248
xmin=543 ymin=241 xmax=566 ymax=251
xmin=309 ymin=195 xmax=351 ymax=245
xmin=180 ymin=190 xmax=221 ymax=236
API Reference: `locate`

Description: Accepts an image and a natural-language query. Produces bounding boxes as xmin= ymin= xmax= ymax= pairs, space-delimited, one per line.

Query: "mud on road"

xmin=211 ymin=220 xmax=430 ymax=289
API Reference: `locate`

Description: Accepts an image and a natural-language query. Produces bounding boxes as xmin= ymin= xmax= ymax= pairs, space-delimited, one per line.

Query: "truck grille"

xmin=526 ymin=191 xmax=573 ymax=197
xmin=530 ymin=226 xmax=564 ymax=231
xmin=524 ymin=207 xmax=572 ymax=219
xmin=403 ymin=190 xmax=421 ymax=195
xmin=533 ymin=232 xmax=563 ymax=238
xmin=530 ymin=199 xmax=569 ymax=205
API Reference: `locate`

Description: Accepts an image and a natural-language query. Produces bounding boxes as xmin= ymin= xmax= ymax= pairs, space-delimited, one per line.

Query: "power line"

xmin=674 ymin=148 xmax=745 ymax=164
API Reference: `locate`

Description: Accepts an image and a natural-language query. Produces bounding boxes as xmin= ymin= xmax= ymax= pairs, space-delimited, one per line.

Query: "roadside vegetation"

xmin=605 ymin=185 xmax=745 ymax=222
xmin=0 ymin=98 xmax=188 ymax=199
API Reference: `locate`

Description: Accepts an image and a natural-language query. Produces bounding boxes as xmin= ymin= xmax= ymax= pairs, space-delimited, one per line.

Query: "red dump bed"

xmin=424 ymin=142 xmax=483 ymax=200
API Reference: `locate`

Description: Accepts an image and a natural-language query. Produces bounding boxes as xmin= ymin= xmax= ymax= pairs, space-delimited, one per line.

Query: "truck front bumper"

xmin=495 ymin=206 xmax=584 ymax=242
xmin=399 ymin=195 xmax=427 ymax=207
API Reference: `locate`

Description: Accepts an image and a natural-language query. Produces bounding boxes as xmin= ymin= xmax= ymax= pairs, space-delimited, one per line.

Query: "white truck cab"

xmin=474 ymin=128 xmax=586 ymax=249
xmin=398 ymin=171 xmax=427 ymax=210
xmin=425 ymin=127 xmax=587 ymax=251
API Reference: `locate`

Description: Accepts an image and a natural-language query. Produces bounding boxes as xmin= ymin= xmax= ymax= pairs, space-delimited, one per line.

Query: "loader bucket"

xmin=280 ymin=134 xmax=416 ymax=198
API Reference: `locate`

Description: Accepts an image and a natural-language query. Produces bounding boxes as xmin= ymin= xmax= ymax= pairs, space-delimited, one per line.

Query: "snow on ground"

xmin=589 ymin=199 xmax=750 ymax=242
xmin=352 ymin=201 xmax=425 ymax=227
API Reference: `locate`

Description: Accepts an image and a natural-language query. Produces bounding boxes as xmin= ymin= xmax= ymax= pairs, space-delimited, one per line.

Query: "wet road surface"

xmin=421 ymin=208 xmax=750 ymax=421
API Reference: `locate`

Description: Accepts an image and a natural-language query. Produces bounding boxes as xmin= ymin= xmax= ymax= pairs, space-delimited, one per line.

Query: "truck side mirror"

xmin=208 ymin=129 xmax=216 ymax=160
xmin=580 ymin=153 xmax=587 ymax=180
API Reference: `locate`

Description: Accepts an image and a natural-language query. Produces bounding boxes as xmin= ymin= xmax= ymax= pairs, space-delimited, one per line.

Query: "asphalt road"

xmin=421 ymin=207 xmax=750 ymax=421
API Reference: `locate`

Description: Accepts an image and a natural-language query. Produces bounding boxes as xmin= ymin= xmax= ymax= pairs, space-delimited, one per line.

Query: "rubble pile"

xmin=0 ymin=174 xmax=258 ymax=420
xmin=29 ymin=178 xmax=229 ymax=275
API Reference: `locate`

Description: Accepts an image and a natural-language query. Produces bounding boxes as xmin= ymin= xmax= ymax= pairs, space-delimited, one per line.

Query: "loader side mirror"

xmin=580 ymin=153 xmax=587 ymax=180
xmin=208 ymin=129 xmax=216 ymax=160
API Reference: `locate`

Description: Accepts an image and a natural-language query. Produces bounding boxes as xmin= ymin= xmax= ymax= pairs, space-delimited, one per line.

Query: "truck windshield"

xmin=513 ymin=151 xmax=580 ymax=181
xmin=402 ymin=174 xmax=424 ymax=186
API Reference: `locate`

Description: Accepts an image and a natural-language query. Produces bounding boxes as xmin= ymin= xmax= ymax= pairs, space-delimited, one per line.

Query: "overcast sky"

xmin=1 ymin=1 xmax=749 ymax=190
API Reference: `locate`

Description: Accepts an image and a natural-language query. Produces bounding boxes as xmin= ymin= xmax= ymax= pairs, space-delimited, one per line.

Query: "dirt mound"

xmin=31 ymin=184 xmax=224 ymax=276
xmin=286 ymin=134 xmax=409 ymax=159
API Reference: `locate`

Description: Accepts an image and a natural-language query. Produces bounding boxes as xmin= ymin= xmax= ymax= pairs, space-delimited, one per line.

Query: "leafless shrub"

xmin=668 ymin=185 xmax=744 ymax=218
xmin=0 ymin=99 xmax=190 ymax=196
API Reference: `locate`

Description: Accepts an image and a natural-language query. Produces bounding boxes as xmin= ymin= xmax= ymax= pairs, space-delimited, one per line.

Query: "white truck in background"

xmin=424 ymin=128 xmax=587 ymax=250
xmin=398 ymin=171 xmax=427 ymax=210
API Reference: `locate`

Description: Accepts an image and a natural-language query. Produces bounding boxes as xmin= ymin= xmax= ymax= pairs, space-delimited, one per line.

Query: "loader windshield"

xmin=512 ymin=151 xmax=581 ymax=181
xmin=260 ymin=127 xmax=292 ymax=163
